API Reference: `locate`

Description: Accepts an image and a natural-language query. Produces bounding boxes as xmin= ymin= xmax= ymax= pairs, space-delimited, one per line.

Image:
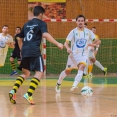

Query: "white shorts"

xmin=0 ymin=55 xmax=7 ymax=66
xmin=66 ymin=54 xmax=78 ymax=70
xmin=88 ymin=50 xmax=95 ymax=58
xmin=73 ymin=53 xmax=88 ymax=66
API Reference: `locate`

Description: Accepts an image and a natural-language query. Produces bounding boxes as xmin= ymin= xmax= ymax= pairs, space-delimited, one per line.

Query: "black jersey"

xmin=14 ymin=34 xmax=20 ymax=50
xmin=19 ymin=18 xmax=48 ymax=58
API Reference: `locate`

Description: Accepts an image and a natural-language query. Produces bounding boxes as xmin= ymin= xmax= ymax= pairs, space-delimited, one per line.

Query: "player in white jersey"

xmin=55 ymin=15 xmax=101 ymax=92
xmin=85 ymin=27 xmax=107 ymax=78
xmin=0 ymin=25 xmax=14 ymax=67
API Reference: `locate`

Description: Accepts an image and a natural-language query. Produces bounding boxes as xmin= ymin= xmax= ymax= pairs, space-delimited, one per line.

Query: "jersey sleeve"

xmin=10 ymin=36 xmax=13 ymax=43
xmin=7 ymin=35 xmax=13 ymax=43
xmin=90 ymin=31 xmax=95 ymax=41
xmin=40 ymin=22 xmax=48 ymax=34
xmin=19 ymin=26 xmax=25 ymax=38
xmin=66 ymin=30 xmax=74 ymax=42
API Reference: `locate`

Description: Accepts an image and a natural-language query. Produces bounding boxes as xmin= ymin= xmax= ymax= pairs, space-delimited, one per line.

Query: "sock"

xmin=57 ymin=70 xmax=67 ymax=84
xmin=10 ymin=61 xmax=16 ymax=71
xmin=83 ymin=64 xmax=88 ymax=75
xmin=72 ymin=70 xmax=83 ymax=87
xmin=88 ymin=65 xmax=93 ymax=74
xmin=27 ymin=77 xmax=40 ymax=96
xmin=13 ymin=76 xmax=24 ymax=93
xmin=94 ymin=60 xmax=104 ymax=71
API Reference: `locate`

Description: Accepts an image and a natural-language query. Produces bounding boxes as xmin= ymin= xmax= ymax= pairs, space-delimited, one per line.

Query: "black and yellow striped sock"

xmin=13 ymin=76 xmax=24 ymax=93
xmin=27 ymin=77 xmax=40 ymax=96
xmin=11 ymin=61 xmax=16 ymax=71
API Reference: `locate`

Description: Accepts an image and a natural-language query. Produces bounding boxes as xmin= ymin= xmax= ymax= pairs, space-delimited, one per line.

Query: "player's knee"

xmin=79 ymin=64 xmax=85 ymax=70
xmin=10 ymin=57 xmax=14 ymax=62
xmin=65 ymin=69 xmax=71 ymax=75
xmin=90 ymin=58 xmax=96 ymax=63
xmin=17 ymin=61 xmax=21 ymax=65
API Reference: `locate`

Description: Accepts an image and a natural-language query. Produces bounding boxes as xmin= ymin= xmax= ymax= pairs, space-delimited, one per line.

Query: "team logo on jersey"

xmin=0 ymin=41 xmax=6 ymax=48
xmin=76 ymin=38 xmax=87 ymax=48
xmin=76 ymin=33 xmax=78 ymax=35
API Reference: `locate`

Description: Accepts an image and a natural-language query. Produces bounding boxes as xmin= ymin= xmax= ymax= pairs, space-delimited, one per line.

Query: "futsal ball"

xmin=81 ymin=86 xmax=93 ymax=97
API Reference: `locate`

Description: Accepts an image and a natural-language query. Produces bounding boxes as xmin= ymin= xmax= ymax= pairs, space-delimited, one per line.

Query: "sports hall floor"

xmin=0 ymin=74 xmax=117 ymax=117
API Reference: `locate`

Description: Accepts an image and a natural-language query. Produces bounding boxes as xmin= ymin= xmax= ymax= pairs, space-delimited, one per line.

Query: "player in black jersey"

xmin=9 ymin=6 xmax=63 ymax=105
xmin=10 ymin=27 xmax=21 ymax=76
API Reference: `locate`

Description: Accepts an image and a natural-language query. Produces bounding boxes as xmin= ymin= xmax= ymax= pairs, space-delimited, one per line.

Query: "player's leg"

xmin=88 ymin=60 xmax=93 ymax=77
xmin=70 ymin=63 xmax=86 ymax=91
xmin=0 ymin=55 xmax=7 ymax=67
xmin=9 ymin=58 xmax=30 ymax=104
xmin=88 ymin=49 xmax=95 ymax=77
xmin=55 ymin=54 xmax=77 ymax=92
xmin=10 ymin=50 xmax=18 ymax=76
xmin=23 ymin=56 xmax=44 ymax=105
xmin=70 ymin=56 xmax=87 ymax=91
xmin=90 ymin=58 xmax=107 ymax=76
xmin=56 ymin=69 xmax=71 ymax=93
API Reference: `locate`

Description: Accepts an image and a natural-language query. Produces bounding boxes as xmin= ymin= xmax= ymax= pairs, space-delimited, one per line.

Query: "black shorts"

xmin=10 ymin=49 xmax=21 ymax=61
xmin=17 ymin=56 xmax=44 ymax=72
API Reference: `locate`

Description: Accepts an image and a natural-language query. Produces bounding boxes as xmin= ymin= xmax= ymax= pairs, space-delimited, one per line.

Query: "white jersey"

xmin=66 ymin=28 xmax=95 ymax=56
xmin=0 ymin=33 xmax=13 ymax=55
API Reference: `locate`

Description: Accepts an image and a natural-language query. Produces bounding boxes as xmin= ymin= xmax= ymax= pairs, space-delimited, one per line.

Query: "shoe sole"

xmin=23 ymin=95 xmax=35 ymax=105
xmin=10 ymin=73 xmax=18 ymax=76
xmin=9 ymin=93 xmax=16 ymax=104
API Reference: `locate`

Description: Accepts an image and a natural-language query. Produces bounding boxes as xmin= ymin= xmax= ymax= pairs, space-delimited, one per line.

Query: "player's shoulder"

xmin=70 ymin=27 xmax=77 ymax=33
xmin=25 ymin=18 xmax=46 ymax=27
xmin=7 ymin=34 xmax=13 ymax=38
xmin=84 ymin=28 xmax=92 ymax=32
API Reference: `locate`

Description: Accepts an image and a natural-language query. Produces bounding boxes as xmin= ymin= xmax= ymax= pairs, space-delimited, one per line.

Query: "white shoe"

xmin=55 ymin=84 xmax=61 ymax=93
xmin=70 ymin=86 xmax=78 ymax=92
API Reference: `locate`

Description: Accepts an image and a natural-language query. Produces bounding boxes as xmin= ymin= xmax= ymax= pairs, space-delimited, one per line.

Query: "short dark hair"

xmin=33 ymin=6 xmax=45 ymax=16
xmin=2 ymin=25 xmax=9 ymax=28
xmin=92 ymin=27 xmax=96 ymax=29
xmin=76 ymin=15 xmax=86 ymax=21
xmin=16 ymin=26 xmax=21 ymax=31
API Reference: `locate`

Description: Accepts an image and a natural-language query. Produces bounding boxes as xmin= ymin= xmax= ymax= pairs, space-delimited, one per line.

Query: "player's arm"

xmin=7 ymin=36 xmax=14 ymax=48
xmin=64 ymin=30 xmax=74 ymax=53
xmin=8 ymin=42 xmax=14 ymax=48
xmin=43 ymin=33 xmax=63 ymax=49
xmin=18 ymin=26 xmax=25 ymax=51
xmin=94 ymin=35 xmax=100 ymax=54
xmin=88 ymin=31 xmax=101 ymax=47
xmin=64 ymin=41 xmax=72 ymax=53
xmin=17 ymin=37 xmax=23 ymax=50
xmin=41 ymin=22 xmax=63 ymax=49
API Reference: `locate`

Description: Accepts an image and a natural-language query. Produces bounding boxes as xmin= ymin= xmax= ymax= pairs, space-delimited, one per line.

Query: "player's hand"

xmin=94 ymin=50 xmax=98 ymax=55
xmin=57 ymin=43 xmax=63 ymax=49
xmin=5 ymin=42 xmax=10 ymax=46
xmin=67 ymin=48 xmax=72 ymax=53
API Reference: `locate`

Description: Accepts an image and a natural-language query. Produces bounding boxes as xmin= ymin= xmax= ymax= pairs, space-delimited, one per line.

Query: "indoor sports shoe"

xmin=55 ymin=83 xmax=61 ymax=93
xmin=83 ymin=74 xmax=90 ymax=78
xmin=10 ymin=70 xmax=18 ymax=76
xmin=9 ymin=90 xmax=16 ymax=104
xmin=23 ymin=93 xmax=35 ymax=105
xmin=70 ymin=86 xmax=78 ymax=92
xmin=103 ymin=68 xmax=107 ymax=76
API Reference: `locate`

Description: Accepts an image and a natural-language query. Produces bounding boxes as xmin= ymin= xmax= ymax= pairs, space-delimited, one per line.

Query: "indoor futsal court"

xmin=0 ymin=0 xmax=117 ymax=117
